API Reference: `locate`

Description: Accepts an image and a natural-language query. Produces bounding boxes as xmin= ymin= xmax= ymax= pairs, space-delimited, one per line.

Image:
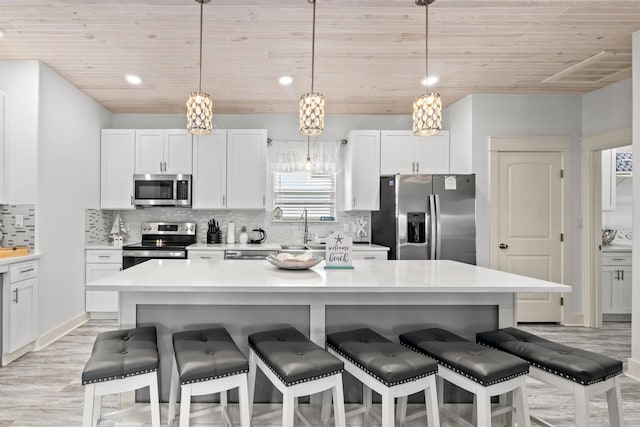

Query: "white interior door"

xmin=496 ymin=151 xmax=563 ymax=322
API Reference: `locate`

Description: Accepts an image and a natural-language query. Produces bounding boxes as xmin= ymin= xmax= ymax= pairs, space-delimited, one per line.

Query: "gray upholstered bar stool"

xmin=477 ymin=327 xmax=625 ymax=427
xmin=326 ymin=328 xmax=440 ymax=427
xmin=167 ymin=327 xmax=250 ymax=427
xmin=400 ymin=328 xmax=531 ymax=427
xmin=247 ymin=326 xmax=347 ymax=427
xmin=81 ymin=326 xmax=160 ymax=427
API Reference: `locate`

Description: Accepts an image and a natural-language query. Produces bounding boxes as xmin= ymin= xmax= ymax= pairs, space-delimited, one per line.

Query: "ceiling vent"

xmin=542 ymin=50 xmax=631 ymax=84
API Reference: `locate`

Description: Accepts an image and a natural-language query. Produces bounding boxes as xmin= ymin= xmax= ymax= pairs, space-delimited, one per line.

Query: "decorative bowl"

xmin=266 ymin=255 xmax=322 ymax=270
xmin=602 ymin=229 xmax=617 ymax=246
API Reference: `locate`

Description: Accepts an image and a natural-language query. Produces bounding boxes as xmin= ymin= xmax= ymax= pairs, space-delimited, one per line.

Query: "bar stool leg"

xmin=293 ymin=397 xmax=300 ymax=427
xmin=149 ymin=374 xmax=161 ymax=427
xmin=168 ymin=358 xmax=179 ymax=426
xmin=179 ymin=384 xmax=192 ymax=427
xmin=238 ymin=374 xmax=251 ymax=427
xmin=606 ymin=377 xmax=624 ymax=427
xmin=82 ymin=384 xmax=95 ymax=427
xmin=425 ymin=375 xmax=440 ymax=427
xmin=248 ymin=350 xmax=258 ymax=417
xmin=476 ymin=388 xmax=491 ymax=427
xmin=282 ymin=389 xmax=296 ymax=427
xmin=380 ymin=389 xmax=394 ymax=427
xmin=332 ymin=377 xmax=347 ymax=427
xmin=362 ymin=384 xmax=372 ymax=426
xmin=220 ymin=390 xmax=229 ymax=427
xmin=321 ymin=389 xmax=332 ymax=426
xmin=575 ymin=385 xmax=590 ymax=427
xmin=397 ymin=396 xmax=408 ymax=424
xmin=92 ymin=395 xmax=101 ymax=427
xmin=513 ymin=380 xmax=530 ymax=427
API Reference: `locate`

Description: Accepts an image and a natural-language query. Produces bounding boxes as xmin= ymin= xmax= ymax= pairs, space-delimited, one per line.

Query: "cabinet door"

xmin=601 ymin=267 xmax=615 ymax=314
xmin=413 ymin=130 xmax=450 ymax=174
xmin=344 ymin=131 xmax=380 ymax=211
xmin=226 ymin=129 xmax=267 ymax=209
xmin=617 ymin=268 xmax=632 ymax=314
xmin=165 ymin=130 xmax=193 ymax=174
xmin=135 ymin=130 xmax=165 ymax=173
xmin=602 ymin=148 xmax=616 ymax=211
xmin=380 ymin=131 xmax=414 ymax=175
xmin=192 ymin=130 xmax=227 ymax=209
xmin=101 ymin=130 xmax=135 ymax=210
xmin=9 ymin=278 xmax=37 ymax=353
xmin=85 ymin=263 xmax=121 ymax=313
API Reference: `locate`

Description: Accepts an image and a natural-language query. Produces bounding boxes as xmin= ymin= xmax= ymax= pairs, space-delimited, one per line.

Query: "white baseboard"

xmin=626 ymin=358 xmax=640 ymax=381
xmin=2 ymin=343 xmax=34 ymax=366
xmin=34 ymin=312 xmax=90 ymax=351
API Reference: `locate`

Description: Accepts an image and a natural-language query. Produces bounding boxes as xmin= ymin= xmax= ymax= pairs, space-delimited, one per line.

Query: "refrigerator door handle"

xmin=435 ymin=194 xmax=442 ymax=259
xmin=429 ymin=194 xmax=437 ymax=260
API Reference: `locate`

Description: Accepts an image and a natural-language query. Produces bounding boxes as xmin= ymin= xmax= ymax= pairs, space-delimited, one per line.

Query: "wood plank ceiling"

xmin=0 ymin=0 xmax=638 ymax=115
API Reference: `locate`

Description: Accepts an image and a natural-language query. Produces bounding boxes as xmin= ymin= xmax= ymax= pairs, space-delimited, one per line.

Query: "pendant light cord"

xmin=198 ymin=0 xmax=204 ymax=92
xmin=424 ymin=1 xmax=429 ymax=95
xmin=311 ymin=0 xmax=316 ymax=93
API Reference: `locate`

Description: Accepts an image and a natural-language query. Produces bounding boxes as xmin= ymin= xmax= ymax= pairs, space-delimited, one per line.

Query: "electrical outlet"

xmin=15 ymin=215 xmax=24 ymax=228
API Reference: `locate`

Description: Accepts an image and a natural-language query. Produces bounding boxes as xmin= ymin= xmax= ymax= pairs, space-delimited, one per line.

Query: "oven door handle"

xmin=122 ymin=250 xmax=186 ymax=258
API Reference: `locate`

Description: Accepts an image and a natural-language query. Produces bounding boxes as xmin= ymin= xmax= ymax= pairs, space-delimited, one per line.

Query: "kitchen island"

xmin=87 ymin=258 xmax=570 ymax=403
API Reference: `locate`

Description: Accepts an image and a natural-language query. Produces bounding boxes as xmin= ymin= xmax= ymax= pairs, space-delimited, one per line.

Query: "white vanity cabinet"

xmin=188 ymin=250 xmax=225 ymax=262
xmin=5 ymin=259 xmax=38 ymax=354
xmin=85 ymin=249 xmax=121 ymax=315
xmin=344 ymin=130 xmax=381 ymax=211
xmin=101 ymin=129 xmax=135 ymax=210
xmin=380 ymin=130 xmax=450 ymax=175
xmin=601 ymin=253 xmax=632 ymax=315
xmin=135 ymin=129 xmax=193 ymax=174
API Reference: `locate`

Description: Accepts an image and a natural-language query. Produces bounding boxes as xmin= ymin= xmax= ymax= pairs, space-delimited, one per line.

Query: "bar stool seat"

xmin=400 ymin=327 xmax=530 ymax=427
xmin=81 ymin=326 xmax=160 ymax=427
xmin=477 ymin=327 xmax=624 ymax=427
xmin=327 ymin=328 xmax=440 ymax=427
xmin=168 ymin=327 xmax=250 ymax=427
xmin=248 ymin=326 xmax=346 ymax=427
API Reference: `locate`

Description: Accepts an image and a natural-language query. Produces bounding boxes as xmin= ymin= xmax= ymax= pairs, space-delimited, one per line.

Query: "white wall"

xmin=631 ymin=30 xmax=640 ymax=373
xmin=583 ymin=78 xmax=633 ymax=136
xmin=443 ymin=95 xmax=473 ymax=174
xmin=0 ymin=61 xmax=39 ymax=203
xmin=37 ymin=63 xmax=111 ymax=334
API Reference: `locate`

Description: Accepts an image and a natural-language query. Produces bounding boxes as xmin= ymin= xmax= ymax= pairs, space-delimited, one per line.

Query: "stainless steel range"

xmin=122 ymin=222 xmax=196 ymax=269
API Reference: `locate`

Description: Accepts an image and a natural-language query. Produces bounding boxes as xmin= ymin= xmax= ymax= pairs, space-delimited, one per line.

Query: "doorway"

xmin=489 ymin=136 xmax=572 ymax=323
xmin=581 ymin=128 xmax=633 ymax=327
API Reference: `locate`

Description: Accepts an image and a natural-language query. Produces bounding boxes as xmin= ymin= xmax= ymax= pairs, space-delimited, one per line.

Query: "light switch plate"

xmin=15 ymin=215 xmax=23 ymax=228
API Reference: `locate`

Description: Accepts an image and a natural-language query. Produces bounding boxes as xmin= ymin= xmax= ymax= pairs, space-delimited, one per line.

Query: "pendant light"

xmin=187 ymin=0 xmax=213 ymax=135
xmin=413 ymin=0 xmax=441 ymax=136
xmin=299 ymin=0 xmax=324 ymax=136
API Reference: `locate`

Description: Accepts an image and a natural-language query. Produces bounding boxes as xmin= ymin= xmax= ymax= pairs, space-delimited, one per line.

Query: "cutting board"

xmin=0 ymin=246 xmax=29 ymax=258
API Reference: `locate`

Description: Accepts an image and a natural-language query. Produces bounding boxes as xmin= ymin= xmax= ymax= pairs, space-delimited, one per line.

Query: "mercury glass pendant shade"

xmin=413 ymin=92 xmax=441 ymax=136
xmin=187 ymin=91 xmax=212 ymax=135
xmin=299 ymin=92 xmax=324 ymax=136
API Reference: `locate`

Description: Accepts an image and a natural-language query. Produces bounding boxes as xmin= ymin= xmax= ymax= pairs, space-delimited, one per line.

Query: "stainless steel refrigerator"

xmin=372 ymin=174 xmax=476 ymax=264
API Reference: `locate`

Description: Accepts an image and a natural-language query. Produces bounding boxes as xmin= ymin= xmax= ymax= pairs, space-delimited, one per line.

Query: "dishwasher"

xmin=224 ymin=249 xmax=279 ymax=260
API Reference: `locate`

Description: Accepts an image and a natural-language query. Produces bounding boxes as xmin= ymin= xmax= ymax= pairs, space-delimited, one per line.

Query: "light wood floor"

xmin=0 ymin=321 xmax=638 ymax=426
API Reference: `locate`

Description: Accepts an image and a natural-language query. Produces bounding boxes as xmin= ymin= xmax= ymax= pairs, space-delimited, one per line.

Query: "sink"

xmin=280 ymin=244 xmax=307 ymax=250
xmin=304 ymin=244 xmax=326 ymax=250
xmin=279 ymin=244 xmax=326 ymax=259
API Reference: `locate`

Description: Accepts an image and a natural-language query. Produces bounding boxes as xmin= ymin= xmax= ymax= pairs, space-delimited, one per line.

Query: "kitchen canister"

xmin=226 ymin=221 xmax=236 ymax=244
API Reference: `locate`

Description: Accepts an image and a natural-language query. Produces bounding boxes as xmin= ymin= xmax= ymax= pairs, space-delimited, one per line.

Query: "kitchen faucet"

xmin=302 ymin=207 xmax=311 ymax=244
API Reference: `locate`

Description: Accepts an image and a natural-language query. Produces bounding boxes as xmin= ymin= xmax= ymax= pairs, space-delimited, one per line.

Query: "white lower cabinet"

xmin=601 ymin=253 xmax=632 ymax=315
xmin=85 ymin=249 xmax=121 ymax=314
xmin=5 ymin=259 xmax=38 ymax=354
xmin=352 ymin=251 xmax=388 ymax=261
xmin=188 ymin=250 xmax=225 ymax=261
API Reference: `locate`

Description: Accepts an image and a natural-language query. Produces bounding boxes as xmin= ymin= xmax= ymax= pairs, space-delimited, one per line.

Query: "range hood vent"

xmin=542 ymin=50 xmax=631 ymax=84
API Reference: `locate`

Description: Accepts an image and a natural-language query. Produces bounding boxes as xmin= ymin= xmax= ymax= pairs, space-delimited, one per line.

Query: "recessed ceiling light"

xmin=279 ymin=76 xmax=293 ymax=86
xmin=125 ymin=74 xmax=142 ymax=85
xmin=421 ymin=76 xmax=439 ymax=87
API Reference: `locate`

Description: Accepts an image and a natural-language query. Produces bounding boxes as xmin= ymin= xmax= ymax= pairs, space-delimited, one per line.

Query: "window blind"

xmin=273 ymin=172 xmax=336 ymax=221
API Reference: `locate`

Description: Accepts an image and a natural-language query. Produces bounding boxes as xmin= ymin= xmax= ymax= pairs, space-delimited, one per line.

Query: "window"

xmin=273 ymin=172 xmax=336 ymax=221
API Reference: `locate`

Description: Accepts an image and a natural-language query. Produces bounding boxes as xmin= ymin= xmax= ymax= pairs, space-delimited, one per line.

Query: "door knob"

xmin=499 ymin=243 xmax=509 ymax=249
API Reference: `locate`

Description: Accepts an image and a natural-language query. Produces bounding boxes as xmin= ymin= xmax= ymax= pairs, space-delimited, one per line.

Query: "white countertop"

xmin=0 ymin=253 xmax=40 ymax=272
xmin=87 ymin=259 xmax=570 ymax=294
xmin=187 ymin=243 xmax=390 ymax=252
xmin=602 ymin=245 xmax=632 ymax=253
xmin=85 ymin=244 xmax=124 ymax=250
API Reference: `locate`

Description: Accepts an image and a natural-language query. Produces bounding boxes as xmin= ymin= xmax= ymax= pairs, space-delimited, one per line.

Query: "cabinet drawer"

xmin=353 ymin=251 xmax=388 ymax=261
xmin=9 ymin=260 xmax=38 ymax=283
xmin=86 ymin=250 xmax=123 ymax=264
xmin=188 ymin=250 xmax=225 ymax=261
xmin=602 ymin=254 xmax=631 ymax=266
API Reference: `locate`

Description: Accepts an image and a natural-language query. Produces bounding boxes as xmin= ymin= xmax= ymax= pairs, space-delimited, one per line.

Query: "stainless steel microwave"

xmin=133 ymin=174 xmax=192 ymax=207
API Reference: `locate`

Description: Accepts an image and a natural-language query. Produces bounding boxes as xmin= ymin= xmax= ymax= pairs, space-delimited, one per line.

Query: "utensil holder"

xmin=207 ymin=232 xmax=216 ymax=244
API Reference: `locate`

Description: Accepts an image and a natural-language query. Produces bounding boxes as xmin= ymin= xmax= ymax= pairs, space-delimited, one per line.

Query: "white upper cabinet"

xmin=135 ymin=129 xmax=192 ymax=174
xmin=192 ymin=130 xmax=228 ymax=209
xmin=226 ymin=129 xmax=267 ymax=209
xmin=380 ymin=130 xmax=450 ymax=175
xmin=344 ymin=130 xmax=380 ymax=211
xmin=101 ymin=129 xmax=135 ymax=210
